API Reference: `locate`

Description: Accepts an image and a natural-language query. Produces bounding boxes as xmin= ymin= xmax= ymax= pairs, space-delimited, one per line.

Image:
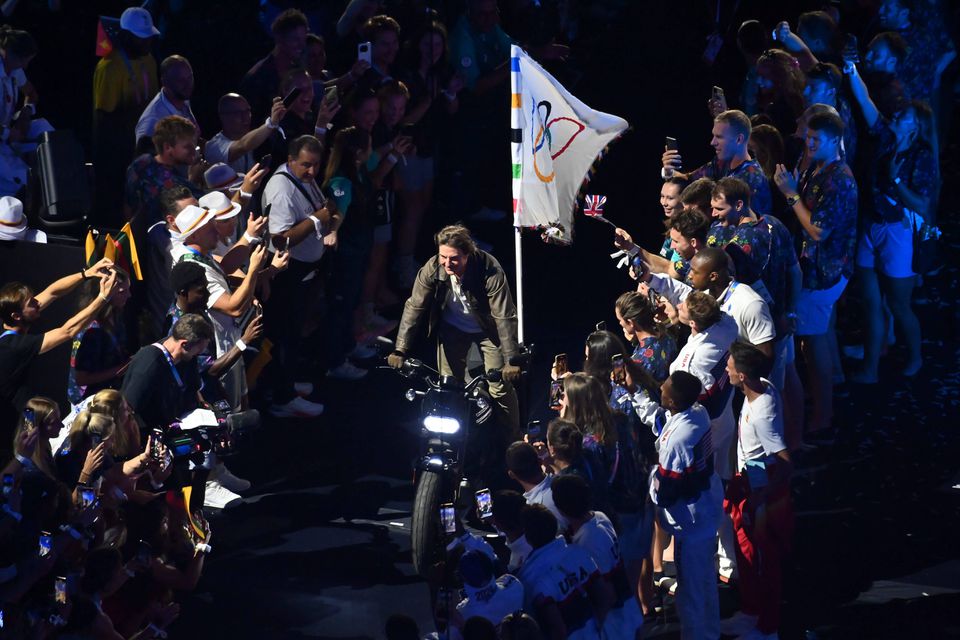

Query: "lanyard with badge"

xmin=717 ymin=281 xmax=739 ymax=314
xmin=152 ymin=343 xmax=184 ymax=389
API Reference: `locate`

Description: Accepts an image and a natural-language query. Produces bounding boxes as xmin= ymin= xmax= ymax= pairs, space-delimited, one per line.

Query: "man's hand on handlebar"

xmin=387 ymin=351 xmax=406 ymax=369
xmin=501 ymin=364 xmax=522 ymax=383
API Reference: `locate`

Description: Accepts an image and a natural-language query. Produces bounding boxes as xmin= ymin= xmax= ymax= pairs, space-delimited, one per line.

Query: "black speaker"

xmin=35 ymin=130 xmax=91 ymax=229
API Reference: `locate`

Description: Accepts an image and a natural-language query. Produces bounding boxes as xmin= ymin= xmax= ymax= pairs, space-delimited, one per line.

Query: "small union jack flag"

xmin=584 ymin=194 xmax=606 ymax=216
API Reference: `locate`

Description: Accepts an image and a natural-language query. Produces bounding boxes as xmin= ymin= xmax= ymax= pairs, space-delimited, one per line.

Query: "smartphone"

xmin=475 ymin=489 xmax=493 ymax=519
xmin=554 ymin=353 xmax=568 ymax=377
xmin=611 ymin=354 xmax=626 ymax=386
xmin=647 ymin=288 xmax=659 ymax=308
xmin=54 ymin=576 xmax=67 ymax=605
xmin=79 ymin=485 xmax=96 ymax=509
xmin=526 ymin=420 xmax=543 ymax=440
xmin=90 ymin=433 xmax=102 ymax=447
xmin=440 ymin=503 xmax=456 ymax=534
xmin=323 ymin=85 xmax=338 ymax=106
xmin=358 ymin=41 xmax=372 ymax=65
xmin=282 ymin=86 xmax=302 ymax=108
xmin=39 ymin=532 xmax=52 ymax=557
xmin=270 ymin=234 xmax=290 ymax=252
xmin=258 ymin=153 xmax=272 ymax=171
xmin=595 ymin=320 xmax=607 ymax=332
xmin=2 ymin=473 xmax=13 ymax=496
xmin=843 ymin=33 xmax=860 ymax=64
xmin=665 ymin=136 xmax=678 ymax=152
xmin=23 ymin=407 xmax=35 ymax=430
xmin=548 ymin=380 xmax=564 ymax=411
xmin=712 ymin=85 xmax=725 ymax=101
xmin=150 ymin=429 xmax=164 ymax=461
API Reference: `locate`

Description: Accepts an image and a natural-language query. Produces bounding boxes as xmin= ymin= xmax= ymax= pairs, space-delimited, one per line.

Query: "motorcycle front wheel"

xmin=411 ymin=470 xmax=444 ymax=577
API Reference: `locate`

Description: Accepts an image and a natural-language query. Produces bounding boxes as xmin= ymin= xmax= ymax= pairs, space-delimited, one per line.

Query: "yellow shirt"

xmin=93 ymin=50 xmax=158 ymax=113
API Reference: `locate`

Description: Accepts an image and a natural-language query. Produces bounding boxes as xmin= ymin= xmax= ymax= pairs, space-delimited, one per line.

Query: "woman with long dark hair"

xmin=614 ymin=291 xmax=677 ymax=383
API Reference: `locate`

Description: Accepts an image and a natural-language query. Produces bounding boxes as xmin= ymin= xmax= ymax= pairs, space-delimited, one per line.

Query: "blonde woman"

xmin=12 ymin=396 xmax=60 ymax=479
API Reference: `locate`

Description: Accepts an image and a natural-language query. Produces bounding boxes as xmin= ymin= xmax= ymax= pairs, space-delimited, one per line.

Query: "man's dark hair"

xmin=680 ymin=178 xmax=716 ymax=215
xmin=152 ymin=115 xmax=196 ymax=155
xmin=692 ymin=246 xmax=732 ymax=279
xmin=491 ymin=490 xmax=526 ymax=530
xmin=362 ymin=14 xmax=401 ymax=42
xmin=713 ymin=176 xmax=752 ymax=208
xmin=737 ymin=20 xmax=768 ymax=57
xmin=499 ymin=613 xmax=543 ymax=640
xmin=306 ymin=33 xmax=324 ymax=48
xmin=288 ymin=134 xmax=323 ymax=159
xmin=807 ymin=111 xmax=845 ymax=140
xmin=520 ymin=504 xmax=558 ymax=549
xmin=159 ymin=55 xmax=190 ymax=82
xmin=384 ymin=613 xmax=420 ymax=640
xmin=730 ymin=340 xmax=773 ymax=380
xmin=505 ymin=442 xmax=542 ymax=483
xmin=668 ymin=207 xmax=711 ymax=243
xmin=271 ymin=8 xmax=308 ymax=37
xmin=0 ymin=282 xmax=31 ymax=325
xmin=169 ymin=262 xmax=207 ymax=295
xmin=159 ymin=186 xmax=194 ymax=218
xmin=798 ymin=11 xmax=837 ymax=47
xmin=685 ymin=291 xmax=722 ymax=330
xmin=715 ymin=110 xmax=752 ymax=141
xmin=171 ymin=313 xmax=213 ymax=345
xmin=870 ymin=31 xmax=909 ymax=66
xmin=462 ymin=616 xmax=498 ymax=640
xmin=806 ymin=62 xmax=842 ymax=91
xmin=551 ymin=474 xmax=592 ymax=520
xmin=668 ymin=370 xmax=703 ymax=410
xmin=0 ymin=25 xmax=38 ymax=60
xmin=435 ymin=224 xmax=478 ymax=255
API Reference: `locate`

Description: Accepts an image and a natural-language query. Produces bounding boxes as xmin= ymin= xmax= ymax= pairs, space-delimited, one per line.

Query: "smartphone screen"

xmin=2 ymin=473 xmax=13 ymax=496
xmin=548 ymin=380 xmax=564 ymax=411
xmin=554 ymin=353 xmax=568 ymax=377
xmin=475 ymin=489 xmax=493 ymax=519
xmin=595 ymin=321 xmax=607 ymax=332
xmin=150 ymin=429 xmax=164 ymax=461
xmin=358 ymin=41 xmax=372 ymax=64
xmin=23 ymin=407 xmax=35 ymax=429
xmin=665 ymin=136 xmax=678 ymax=152
xmin=611 ymin=354 xmax=626 ymax=386
xmin=282 ymin=86 xmax=302 ymax=108
xmin=39 ymin=532 xmax=52 ymax=557
xmin=79 ymin=486 xmax=95 ymax=509
xmin=712 ymin=85 xmax=725 ymax=100
xmin=323 ymin=85 xmax=338 ymax=105
xmin=54 ymin=577 xmax=67 ymax=605
xmin=440 ymin=503 xmax=456 ymax=534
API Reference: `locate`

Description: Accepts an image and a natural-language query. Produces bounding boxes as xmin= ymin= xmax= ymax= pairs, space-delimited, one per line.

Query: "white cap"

xmin=120 ymin=7 xmax=160 ymax=39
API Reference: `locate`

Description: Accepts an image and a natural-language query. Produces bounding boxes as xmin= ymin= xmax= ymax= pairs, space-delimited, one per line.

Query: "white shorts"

xmin=855 ymin=219 xmax=914 ymax=279
xmin=796 ymin=276 xmax=848 ymax=336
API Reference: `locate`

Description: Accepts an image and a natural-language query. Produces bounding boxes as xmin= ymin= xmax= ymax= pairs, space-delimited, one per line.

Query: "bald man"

xmin=205 ymin=93 xmax=288 ymax=174
xmin=135 ymin=55 xmax=199 ymax=149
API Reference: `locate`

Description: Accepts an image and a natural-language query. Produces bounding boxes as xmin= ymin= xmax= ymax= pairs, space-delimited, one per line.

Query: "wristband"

xmin=386 ymin=153 xmax=399 ymax=165
xmin=786 ymin=194 xmax=801 ymax=207
xmin=147 ymin=623 xmax=168 ymax=639
xmin=314 ymin=126 xmax=327 ymax=135
xmin=265 ymin=116 xmax=278 ymax=130
xmin=81 ymin=267 xmax=88 ymax=280
xmin=239 ymin=189 xmax=253 ymax=200
xmin=242 ymin=232 xmax=257 ymax=243
xmin=893 ymin=176 xmax=902 ymax=185
xmin=195 ymin=542 xmax=212 ymax=554
xmin=236 ymin=338 xmax=248 ymax=352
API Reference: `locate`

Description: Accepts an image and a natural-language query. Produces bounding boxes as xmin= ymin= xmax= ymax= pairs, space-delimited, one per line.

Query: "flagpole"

xmin=514 ymin=225 xmax=525 ymax=345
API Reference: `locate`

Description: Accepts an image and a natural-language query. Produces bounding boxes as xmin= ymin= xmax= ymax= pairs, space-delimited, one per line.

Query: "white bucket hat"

xmin=199 ymin=191 xmax=241 ymax=221
xmin=0 ymin=196 xmax=28 ymax=241
xmin=204 ymin=163 xmax=244 ymax=191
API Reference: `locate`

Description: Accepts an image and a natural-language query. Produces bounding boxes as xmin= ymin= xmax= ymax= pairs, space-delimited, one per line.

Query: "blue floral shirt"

xmin=690 ymin=158 xmax=772 ymax=215
xmin=797 ymin=160 xmax=858 ymax=290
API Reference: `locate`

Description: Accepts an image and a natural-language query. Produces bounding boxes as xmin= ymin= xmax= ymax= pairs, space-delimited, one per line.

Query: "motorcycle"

xmin=380 ymin=340 xmax=506 ymax=577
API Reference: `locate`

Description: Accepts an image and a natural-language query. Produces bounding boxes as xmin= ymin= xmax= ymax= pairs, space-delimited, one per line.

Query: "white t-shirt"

xmin=517 ymin=538 xmax=601 ymax=640
xmin=262 ymin=163 xmax=326 ymax=264
xmin=205 ymin=131 xmax=254 ymax=174
xmin=571 ymin=513 xmax=644 ymax=638
xmin=456 ymin=575 xmax=524 ymax=632
xmin=442 ymin=274 xmax=482 ymax=333
xmin=506 ymin=534 xmax=532 ymax=572
xmin=737 ymin=378 xmax=787 ymax=470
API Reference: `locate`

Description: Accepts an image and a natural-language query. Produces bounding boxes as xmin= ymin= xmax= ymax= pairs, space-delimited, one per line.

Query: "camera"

xmin=161 ymin=406 xmax=260 ymax=465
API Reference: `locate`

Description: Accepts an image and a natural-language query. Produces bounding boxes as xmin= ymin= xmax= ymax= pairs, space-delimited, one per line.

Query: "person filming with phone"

xmin=390 ymin=224 xmax=522 ymax=433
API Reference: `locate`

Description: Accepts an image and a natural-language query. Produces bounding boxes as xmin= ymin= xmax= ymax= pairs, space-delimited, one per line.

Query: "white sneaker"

xmin=327 ymin=361 xmax=368 ymax=381
xmin=720 ymin=611 xmax=759 ymax=636
xmin=204 ymin=480 xmax=242 ymax=509
xmin=216 ymin=465 xmax=251 ymax=493
xmin=293 ymin=382 xmax=314 ymax=397
xmin=350 ymin=342 xmax=378 ymax=359
xmin=269 ymin=396 xmax=325 ymax=418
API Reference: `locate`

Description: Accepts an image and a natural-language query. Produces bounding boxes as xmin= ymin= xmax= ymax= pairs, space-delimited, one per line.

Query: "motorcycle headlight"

xmin=423 ymin=415 xmax=461 ymax=434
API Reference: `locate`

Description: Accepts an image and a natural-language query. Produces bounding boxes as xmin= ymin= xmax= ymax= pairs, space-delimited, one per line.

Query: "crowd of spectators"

xmin=0 ymin=0 xmax=955 ymax=638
